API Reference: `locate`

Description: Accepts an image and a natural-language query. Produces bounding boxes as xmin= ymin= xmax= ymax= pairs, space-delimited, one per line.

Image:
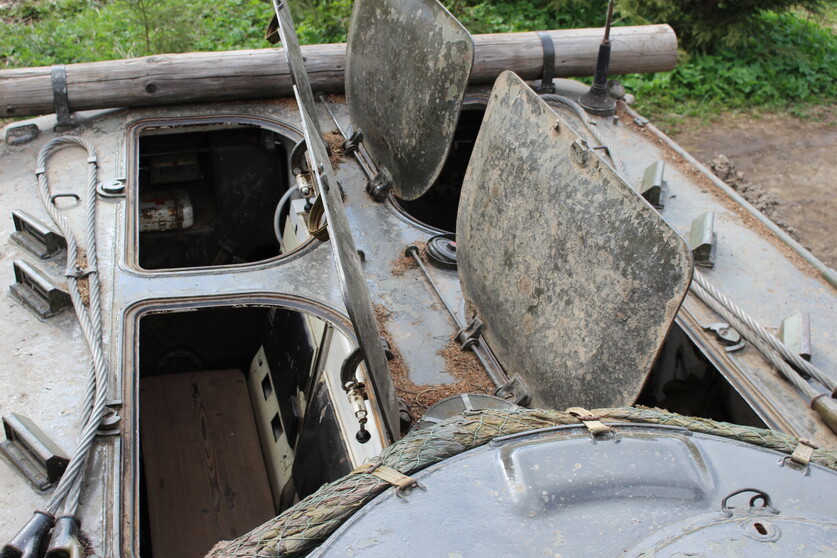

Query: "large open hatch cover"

xmin=346 ymin=0 xmax=474 ymax=200
xmin=271 ymin=1 xmax=399 ymax=441
xmin=457 ymin=72 xmax=693 ymax=410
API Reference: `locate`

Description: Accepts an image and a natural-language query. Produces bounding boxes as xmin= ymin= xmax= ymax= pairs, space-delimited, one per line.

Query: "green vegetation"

xmin=1 ymin=0 xmax=834 ymax=123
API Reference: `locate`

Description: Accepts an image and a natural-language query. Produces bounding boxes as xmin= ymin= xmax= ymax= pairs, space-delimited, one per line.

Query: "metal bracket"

xmin=11 ymin=211 xmax=66 ymax=259
xmin=51 ymin=65 xmax=77 ymax=132
xmin=455 ymin=317 xmax=484 ymax=350
xmin=639 ymin=160 xmax=667 ymax=209
xmin=367 ymin=167 xmax=393 ymax=202
xmin=97 ymin=178 xmax=126 ymax=199
xmin=342 ymin=129 xmax=363 ymax=155
xmin=705 ymin=322 xmax=741 ymax=345
xmin=10 ymin=260 xmax=72 ymax=319
xmin=0 ymin=413 xmax=70 ymax=491
xmin=494 ymin=375 xmax=531 ymax=407
xmin=535 ymin=31 xmax=555 ymax=93
xmin=570 ymin=138 xmax=590 ymax=167
xmin=4 ymin=124 xmax=40 ymax=146
xmin=97 ymin=407 xmax=122 ymax=436
xmin=779 ymin=312 xmax=811 ymax=364
xmin=690 ymin=211 xmax=717 ymax=268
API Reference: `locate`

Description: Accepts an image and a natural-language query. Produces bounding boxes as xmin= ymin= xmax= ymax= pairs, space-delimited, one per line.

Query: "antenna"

xmin=578 ymin=0 xmax=617 ymax=117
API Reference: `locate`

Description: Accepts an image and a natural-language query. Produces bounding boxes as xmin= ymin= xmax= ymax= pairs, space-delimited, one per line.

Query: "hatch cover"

xmin=346 ymin=0 xmax=474 ymax=201
xmin=272 ymin=1 xmax=400 ymax=441
xmin=457 ymin=71 xmax=693 ymax=410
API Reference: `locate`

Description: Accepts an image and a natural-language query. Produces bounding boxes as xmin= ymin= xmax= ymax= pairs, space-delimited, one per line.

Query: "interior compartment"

xmin=137 ymin=125 xmax=294 ymax=269
xmin=393 ymin=103 xmax=485 ymax=232
xmin=137 ymin=305 xmax=360 ymax=558
xmin=640 ymin=323 xmax=766 ymax=427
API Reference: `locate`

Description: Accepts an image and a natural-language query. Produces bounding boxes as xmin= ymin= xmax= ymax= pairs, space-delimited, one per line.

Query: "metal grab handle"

xmin=720 ymin=488 xmax=780 ymax=517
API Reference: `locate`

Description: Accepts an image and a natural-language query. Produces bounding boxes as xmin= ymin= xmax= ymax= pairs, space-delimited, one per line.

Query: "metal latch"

xmin=10 ymin=260 xmax=72 ymax=319
xmin=0 ymin=413 xmax=70 ymax=491
xmin=11 ymin=211 xmax=66 ymax=259
xmin=705 ymin=322 xmax=745 ymax=352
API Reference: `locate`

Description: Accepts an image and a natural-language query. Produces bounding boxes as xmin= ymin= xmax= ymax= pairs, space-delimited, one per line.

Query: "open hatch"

xmin=346 ymin=0 xmax=475 ymax=202
xmin=137 ymin=304 xmax=383 ymax=558
xmin=456 ymin=72 xmax=693 ymax=410
xmin=135 ymin=121 xmax=303 ymax=270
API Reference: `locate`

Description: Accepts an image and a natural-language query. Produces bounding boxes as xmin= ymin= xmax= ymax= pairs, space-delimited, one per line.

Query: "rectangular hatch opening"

xmin=137 ymin=305 xmax=368 ymax=558
xmin=136 ymin=124 xmax=297 ymax=270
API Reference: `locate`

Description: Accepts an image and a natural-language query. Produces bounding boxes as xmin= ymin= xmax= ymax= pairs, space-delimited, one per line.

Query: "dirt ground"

xmin=669 ymin=108 xmax=836 ymax=270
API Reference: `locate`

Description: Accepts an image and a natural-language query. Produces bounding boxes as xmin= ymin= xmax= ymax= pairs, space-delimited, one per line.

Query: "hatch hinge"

xmin=455 ymin=317 xmax=484 ymax=350
xmin=366 ymin=167 xmax=393 ymax=202
xmin=342 ymin=129 xmax=363 ymax=155
xmin=10 ymin=260 xmax=72 ymax=319
xmin=11 ymin=211 xmax=67 ymax=259
xmin=494 ymin=375 xmax=532 ymax=407
xmin=0 ymin=413 xmax=70 ymax=491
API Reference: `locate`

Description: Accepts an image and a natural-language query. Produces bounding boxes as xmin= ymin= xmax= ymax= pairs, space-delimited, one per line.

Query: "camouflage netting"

xmin=206 ymin=407 xmax=837 ymax=558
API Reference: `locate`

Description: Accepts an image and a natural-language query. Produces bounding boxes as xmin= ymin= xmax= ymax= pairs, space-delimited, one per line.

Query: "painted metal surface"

xmin=0 ymin=103 xmax=390 ymax=556
xmin=346 ymin=0 xmax=474 ymax=200
xmin=457 ymin=72 xmax=693 ymax=410
xmin=1 ymin=82 xmax=835 ymax=558
xmin=311 ymin=425 xmax=837 ymax=557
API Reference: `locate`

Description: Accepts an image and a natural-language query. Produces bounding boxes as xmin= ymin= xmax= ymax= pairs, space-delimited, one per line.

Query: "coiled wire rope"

xmin=3 ymin=136 xmax=109 ymax=557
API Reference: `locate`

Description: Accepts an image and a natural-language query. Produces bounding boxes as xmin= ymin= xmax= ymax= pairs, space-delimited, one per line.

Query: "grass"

xmin=1 ymin=0 xmax=834 ymax=123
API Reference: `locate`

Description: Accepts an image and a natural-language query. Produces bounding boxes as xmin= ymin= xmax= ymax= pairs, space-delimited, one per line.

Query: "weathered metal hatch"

xmin=457 ymin=72 xmax=693 ymax=410
xmin=345 ymin=0 xmax=474 ymax=200
xmin=271 ymin=0 xmax=400 ymax=441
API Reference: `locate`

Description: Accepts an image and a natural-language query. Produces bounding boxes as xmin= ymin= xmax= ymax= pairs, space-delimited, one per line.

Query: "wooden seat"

xmin=140 ymin=370 xmax=275 ymax=558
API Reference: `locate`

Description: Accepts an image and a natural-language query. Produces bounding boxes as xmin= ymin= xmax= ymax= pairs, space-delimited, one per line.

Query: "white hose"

xmin=273 ymin=185 xmax=300 ymax=245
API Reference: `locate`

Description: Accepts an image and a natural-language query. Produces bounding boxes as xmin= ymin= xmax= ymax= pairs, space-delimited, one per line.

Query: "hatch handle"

xmin=720 ymin=488 xmax=780 ymax=517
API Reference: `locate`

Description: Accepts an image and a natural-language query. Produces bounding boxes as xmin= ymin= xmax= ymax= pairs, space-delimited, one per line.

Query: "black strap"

xmin=50 ymin=65 xmax=75 ymax=130
xmin=536 ymin=31 xmax=555 ymax=93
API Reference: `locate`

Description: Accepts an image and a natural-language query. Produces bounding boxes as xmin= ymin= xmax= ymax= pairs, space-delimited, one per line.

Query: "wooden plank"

xmin=0 ymin=25 xmax=676 ymax=117
xmin=140 ymin=370 xmax=275 ymax=558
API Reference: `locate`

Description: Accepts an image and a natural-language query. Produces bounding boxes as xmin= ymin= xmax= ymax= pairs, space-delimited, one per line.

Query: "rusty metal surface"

xmin=345 ymin=0 xmax=474 ymax=200
xmin=457 ymin=72 xmax=693 ymax=410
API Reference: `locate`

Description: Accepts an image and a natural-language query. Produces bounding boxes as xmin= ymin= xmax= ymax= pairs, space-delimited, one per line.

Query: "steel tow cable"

xmin=3 ymin=136 xmax=108 ymax=558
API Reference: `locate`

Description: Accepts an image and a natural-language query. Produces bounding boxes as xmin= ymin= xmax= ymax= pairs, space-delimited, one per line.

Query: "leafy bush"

xmin=1 ymin=0 xmax=833 ymax=121
xmin=622 ymin=11 xmax=837 ymax=116
xmin=617 ymin=0 xmax=826 ymax=51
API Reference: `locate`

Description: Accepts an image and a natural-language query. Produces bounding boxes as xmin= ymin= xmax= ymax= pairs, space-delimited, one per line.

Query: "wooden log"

xmin=0 ymin=25 xmax=676 ymax=118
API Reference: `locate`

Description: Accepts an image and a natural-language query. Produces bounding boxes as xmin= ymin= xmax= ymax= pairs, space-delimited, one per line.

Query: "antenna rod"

xmin=578 ymin=0 xmax=617 ymax=117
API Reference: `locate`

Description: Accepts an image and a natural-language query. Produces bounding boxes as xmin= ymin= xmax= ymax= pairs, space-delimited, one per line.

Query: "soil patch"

xmin=670 ymin=110 xmax=836 ymax=269
xmin=375 ymin=304 xmax=493 ymax=421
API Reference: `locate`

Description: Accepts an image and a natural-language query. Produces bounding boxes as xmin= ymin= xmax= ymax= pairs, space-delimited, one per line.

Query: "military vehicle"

xmin=1 ymin=1 xmax=835 ymax=557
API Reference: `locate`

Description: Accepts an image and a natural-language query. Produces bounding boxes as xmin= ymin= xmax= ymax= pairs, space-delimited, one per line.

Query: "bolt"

xmin=145 ymin=82 xmax=157 ymax=94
